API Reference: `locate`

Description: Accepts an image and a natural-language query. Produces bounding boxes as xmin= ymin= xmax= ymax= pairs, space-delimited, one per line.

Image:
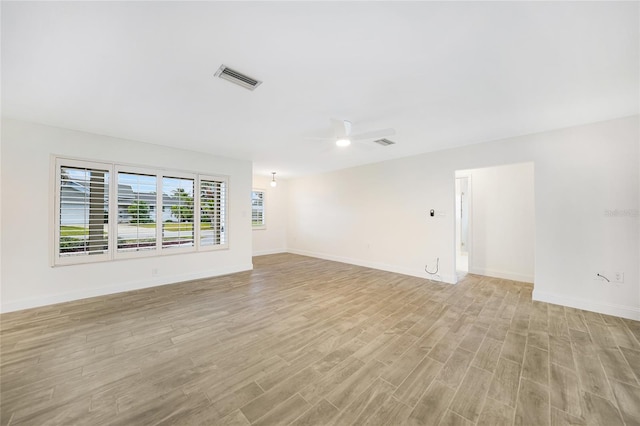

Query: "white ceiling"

xmin=2 ymin=1 xmax=638 ymax=178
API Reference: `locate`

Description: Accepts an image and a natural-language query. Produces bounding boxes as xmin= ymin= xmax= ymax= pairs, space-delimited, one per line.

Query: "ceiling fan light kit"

xmin=309 ymin=119 xmax=396 ymax=149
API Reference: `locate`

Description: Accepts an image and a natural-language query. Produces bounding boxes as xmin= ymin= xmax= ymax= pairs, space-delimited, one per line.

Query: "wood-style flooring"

xmin=1 ymin=253 xmax=639 ymax=425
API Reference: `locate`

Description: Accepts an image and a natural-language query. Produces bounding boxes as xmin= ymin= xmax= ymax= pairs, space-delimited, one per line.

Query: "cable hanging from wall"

xmin=425 ymin=257 xmax=441 ymax=282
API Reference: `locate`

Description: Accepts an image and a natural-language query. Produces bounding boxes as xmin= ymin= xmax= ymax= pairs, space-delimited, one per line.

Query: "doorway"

xmin=455 ymin=175 xmax=470 ymax=277
xmin=454 ymin=163 xmax=535 ymax=284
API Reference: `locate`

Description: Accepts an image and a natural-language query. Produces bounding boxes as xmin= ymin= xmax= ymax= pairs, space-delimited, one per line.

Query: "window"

xmin=117 ymin=172 xmax=157 ymax=253
xmin=162 ymin=176 xmax=195 ymax=249
xmin=252 ymin=190 xmax=265 ymax=228
xmin=54 ymin=157 xmax=228 ymax=265
xmin=56 ymin=160 xmax=110 ymax=263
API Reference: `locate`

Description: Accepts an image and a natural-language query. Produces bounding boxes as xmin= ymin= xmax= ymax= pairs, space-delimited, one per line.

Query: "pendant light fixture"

xmin=270 ymin=172 xmax=277 ymax=187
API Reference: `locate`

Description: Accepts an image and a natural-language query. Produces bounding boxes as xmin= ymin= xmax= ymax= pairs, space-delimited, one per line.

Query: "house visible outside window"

xmin=117 ymin=172 xmax=157 ymax=253
xmin=54 ymin=157 xmax=228 ymax=266
xmin=252 ymin=190 xmax=265 ymax=229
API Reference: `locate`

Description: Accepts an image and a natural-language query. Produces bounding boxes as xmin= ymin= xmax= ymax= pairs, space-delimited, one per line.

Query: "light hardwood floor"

xmin=1 ymin=253 xmax=639 ymax=425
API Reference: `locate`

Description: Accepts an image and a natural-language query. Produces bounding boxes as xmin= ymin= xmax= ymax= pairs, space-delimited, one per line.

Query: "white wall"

xmin=461 ymin=163 xmax=535 ymax=283
xmin=287 ymin=116 xmax=639 ymax=320
xmin=0 ymin=119 xmax=253 ymax=312
xmin=252 ymin=175 xmax=288 ymax=256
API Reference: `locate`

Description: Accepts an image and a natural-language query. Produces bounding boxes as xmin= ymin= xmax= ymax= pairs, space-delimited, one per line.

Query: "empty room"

xmin=1 ymin=1 xmax=639 ymax=425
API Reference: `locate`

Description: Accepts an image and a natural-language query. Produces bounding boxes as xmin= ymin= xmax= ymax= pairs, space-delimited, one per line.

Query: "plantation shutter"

xmin=162 ymin=176 xmax=195 ymax=248
xmin=200 ymin=179 xmax=227 ymax=246
xmin=58 ymin=166 xmax=109 ymax=258
xmin=117 ymin=172 xmax=158 ymax=253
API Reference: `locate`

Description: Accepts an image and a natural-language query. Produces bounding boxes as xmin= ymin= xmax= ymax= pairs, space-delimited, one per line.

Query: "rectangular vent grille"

xmin=215 ymin=65 xmax=262 ymax=91
xmin=373 ymin=138 xmax=396 ymax=146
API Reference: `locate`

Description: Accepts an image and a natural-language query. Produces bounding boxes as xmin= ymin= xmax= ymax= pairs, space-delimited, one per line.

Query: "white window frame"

xmin=251 ymin=189 xmax=266 ymax=230
xmin=53 ymin=157 xmax=229 ymax=266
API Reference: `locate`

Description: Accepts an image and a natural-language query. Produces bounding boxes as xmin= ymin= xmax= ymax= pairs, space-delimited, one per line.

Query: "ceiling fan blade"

xmin=351 ymin=128 xmax=396 ymax=141
xmin=330 ymin=118 xmax=351 ymax=138
xmin=343 ymin=120 xmax=352 ymax=136
xmin=305 ymin=136 xmax=334 ymax=142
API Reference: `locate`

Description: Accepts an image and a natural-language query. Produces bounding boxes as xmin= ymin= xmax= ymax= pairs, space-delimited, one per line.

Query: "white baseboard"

xmin=533 ymin=289 xmax=640 ymax=321
xmin=468 ymin=267 xmax=534 ymax=283
xmin=253 ymin=249 xmax=287 ymax=256
xmin=0 ymin=263 xmax=253 ymax=314
xmin=287 ymin=248 xmax=457 ymax=284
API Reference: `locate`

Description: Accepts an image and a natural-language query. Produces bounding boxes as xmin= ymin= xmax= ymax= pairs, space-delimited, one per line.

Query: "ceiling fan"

xmin=309 ymin=119 xmax=396 ymax=148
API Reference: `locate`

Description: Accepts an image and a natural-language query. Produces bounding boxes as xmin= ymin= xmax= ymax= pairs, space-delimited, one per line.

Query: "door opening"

xmin=455 ymin=176 xmax=470 ymax=277
xmin=454 ymin=163 xmax=535 ymax=285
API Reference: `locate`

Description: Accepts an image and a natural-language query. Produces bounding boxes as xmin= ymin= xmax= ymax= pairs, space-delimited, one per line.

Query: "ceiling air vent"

xmin=214 ymin=64 xmax=262 ymax=91
xmin=373 ymin=138 xmax=396 ymax=146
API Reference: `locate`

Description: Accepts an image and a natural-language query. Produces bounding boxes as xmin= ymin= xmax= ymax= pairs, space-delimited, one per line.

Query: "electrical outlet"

xmin=613 ymin=272 xmax=624 ymax=283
